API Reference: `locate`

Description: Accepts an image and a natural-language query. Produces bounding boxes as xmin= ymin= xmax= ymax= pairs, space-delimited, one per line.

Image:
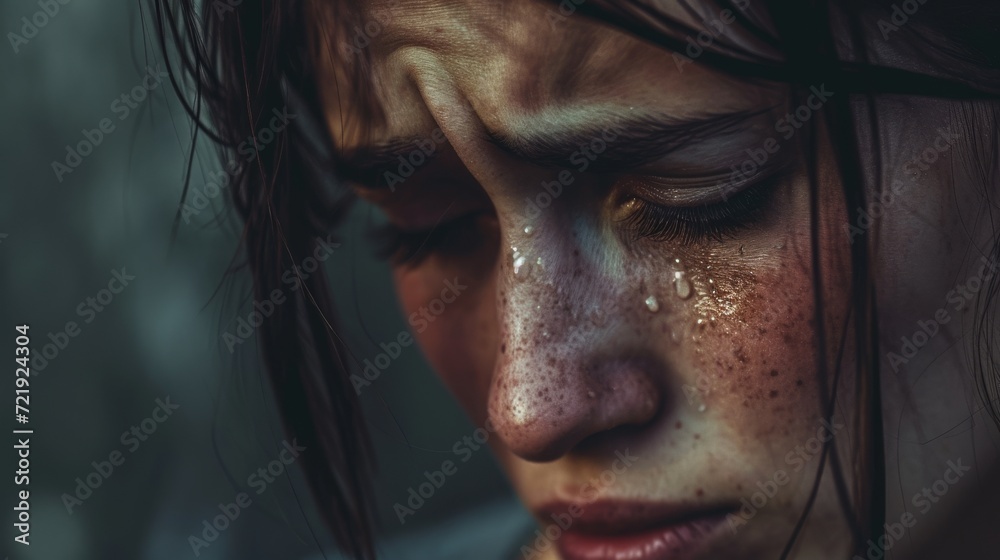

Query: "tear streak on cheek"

xmin=666 ymin=240 xmax=849 ymax=462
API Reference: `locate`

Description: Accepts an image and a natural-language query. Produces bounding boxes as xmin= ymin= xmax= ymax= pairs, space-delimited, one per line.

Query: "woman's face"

xmin=315 ymin=1 xmax=965 ymax=558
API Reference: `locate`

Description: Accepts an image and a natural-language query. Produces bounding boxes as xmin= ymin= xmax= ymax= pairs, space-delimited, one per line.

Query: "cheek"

xmin=667 ymin=196 xmax=854 ymax=488
xmin=394 ymin=266 xmax=498 ymax=424
xmin=681 ymin=250 xmax=833 ymax=443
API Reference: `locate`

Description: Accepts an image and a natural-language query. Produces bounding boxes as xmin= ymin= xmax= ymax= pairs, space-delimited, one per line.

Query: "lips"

xmin=535 ymin=500 xmax=735 ymax=560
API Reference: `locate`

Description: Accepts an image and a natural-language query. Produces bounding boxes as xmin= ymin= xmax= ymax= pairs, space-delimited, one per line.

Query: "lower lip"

xmin=556 ymin=514 xmax=728 ymax=560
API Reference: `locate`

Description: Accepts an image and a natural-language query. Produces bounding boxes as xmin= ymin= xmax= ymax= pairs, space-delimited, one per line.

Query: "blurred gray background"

xmin=0 ymin=2 xmax=515 ymax=559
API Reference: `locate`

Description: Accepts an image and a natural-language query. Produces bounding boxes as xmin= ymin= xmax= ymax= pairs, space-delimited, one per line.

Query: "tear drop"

xmin=645 ymin=295 xmax=660 ymax=313
xmin=674 ymin=271 xmax=693 ymax=299
xmin=513 ymin=254 xmax=527 ymax=274
xmin=524 ymin=225 xmax=535 ymax=236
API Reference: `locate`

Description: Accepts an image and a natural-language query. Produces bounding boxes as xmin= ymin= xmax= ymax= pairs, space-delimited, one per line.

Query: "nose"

xmin=488 ymin=224 xmax=665 ymax=462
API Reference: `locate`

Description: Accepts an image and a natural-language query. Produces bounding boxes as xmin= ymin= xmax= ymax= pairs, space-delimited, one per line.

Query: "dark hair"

xmin=147 ymin=1 xmax=1000 ymax=558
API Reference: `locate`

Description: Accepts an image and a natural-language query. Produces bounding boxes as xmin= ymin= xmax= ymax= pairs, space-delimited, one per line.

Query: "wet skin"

xmin=311 ymin=0 xmax=991 ymax=558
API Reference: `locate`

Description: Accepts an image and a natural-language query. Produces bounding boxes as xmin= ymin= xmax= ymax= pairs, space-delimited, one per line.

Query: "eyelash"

xmin=373 ymin=212 xmax=489 ymax=265
xmin=617 ymin=174 xmax=780 ymax=244
xmin=371 ymin=173 xmax=782 ymax=263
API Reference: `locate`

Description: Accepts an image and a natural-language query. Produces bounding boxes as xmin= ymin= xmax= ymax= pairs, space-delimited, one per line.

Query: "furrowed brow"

xmin=485 ymin=108 xmax=772 ymax=171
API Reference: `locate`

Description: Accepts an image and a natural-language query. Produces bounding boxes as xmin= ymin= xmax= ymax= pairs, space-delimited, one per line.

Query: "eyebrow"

xmin=484 ymin=108 xmax=773 ymax=172
xmin=336 ymin=107 xmax=773 ymax=187
xmin=336 ymin=137 xmax=440 ymax=187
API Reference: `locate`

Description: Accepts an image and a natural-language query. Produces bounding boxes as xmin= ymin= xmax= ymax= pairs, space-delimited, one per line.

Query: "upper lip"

xmin=536 ymin=499 xmax=737 ymax=535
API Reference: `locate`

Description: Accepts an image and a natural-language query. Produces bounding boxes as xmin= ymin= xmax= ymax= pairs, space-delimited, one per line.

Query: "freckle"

xmin=501 ymin=343 xmax=506 ymax=353
xmin=737 ymin=484 xmax=743 ymax=491
xmin=769 ymin=390 xmax=779 ymax=398
xmin=675 ymin=421 xmax=683 ymax=430
xmin=696 ymin=488 xmax=704 ymax=497
xmin=796 ymin=379 xmax=804 ymax=387
xmin=770 ymin=369 xmax=779 ymax=377
xmin=734 ymin=346 xmax=748 ymax=363
xmin=694 ymin=434 xmax=700 ymax=439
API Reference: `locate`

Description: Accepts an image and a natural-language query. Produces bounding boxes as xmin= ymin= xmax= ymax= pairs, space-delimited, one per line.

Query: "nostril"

xmin=488 ymin=356 xmax=664 ymax=462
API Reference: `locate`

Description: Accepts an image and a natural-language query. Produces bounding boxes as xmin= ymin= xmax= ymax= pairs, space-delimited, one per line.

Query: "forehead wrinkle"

xmin=364 ymin=0 xmax=661 ymax=108
xmin=363 ymin=0 xmax=508 ymax=60
xmin=319 ymin=0 xmax=779 ymax=156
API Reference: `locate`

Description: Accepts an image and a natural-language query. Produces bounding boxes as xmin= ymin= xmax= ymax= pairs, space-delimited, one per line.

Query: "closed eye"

xmin=615 ymin=168 xmax=787 ymax=244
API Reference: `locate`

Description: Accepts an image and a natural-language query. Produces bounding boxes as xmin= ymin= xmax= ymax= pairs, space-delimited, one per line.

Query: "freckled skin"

xmin=312 ymin=0 xmax=996 ymax=558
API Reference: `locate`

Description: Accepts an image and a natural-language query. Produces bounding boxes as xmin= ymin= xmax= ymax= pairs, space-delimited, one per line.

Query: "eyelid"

xmin=616 ymin=157 xmax=795 ymax=207
xmin=618 ymin=175 xmax=737 ymax=207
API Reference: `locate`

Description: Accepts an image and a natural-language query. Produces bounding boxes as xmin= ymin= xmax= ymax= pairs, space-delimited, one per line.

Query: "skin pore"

xmin=310 ymin=0 xmax=994 ymax=558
